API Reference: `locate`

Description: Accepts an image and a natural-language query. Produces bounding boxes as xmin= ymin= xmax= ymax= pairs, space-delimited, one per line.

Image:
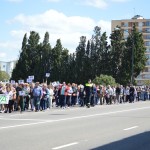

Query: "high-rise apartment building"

xmin=111 ymin=15 xmax=150 ymax=85
xmin=0 ymin=60 xmax=17 ymax=78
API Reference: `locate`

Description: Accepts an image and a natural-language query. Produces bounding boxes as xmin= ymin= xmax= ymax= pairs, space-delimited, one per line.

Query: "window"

xmin=138 ymin=22 xmax=143 ymax=27
xmin=146 ymin=48 xmax=150 ymax=52
xmin=146 ymin=54 xmax=150 ymax=59
xmin=122 ymin=22 xmax=128 ymax=27
xmin=145 ymin=41 xmax=150 ymax=46
xmin=144 ymin=28 xmax=150 ymax=33
xmin=144 ymin=35 xmax=150 ymax=40
xmin=144 ymin=74 xmax=150 ymax=79
xmin=146 ymin=60 xmax=150 ymax=65
xmin=3 ymin=65 xmax=5 ymax=68
xmin=138 ymin=27 xmax=143 ymax=32
xmin=143 ymin=67 xmax=148 ymax=72
xmin=146 ymin=21 xmax=150 ymax=26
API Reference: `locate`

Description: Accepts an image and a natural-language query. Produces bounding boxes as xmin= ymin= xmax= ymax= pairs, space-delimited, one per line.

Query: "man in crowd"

xmin=84 ymin=79 xmax=93 ymax=108
xmin=32 ymin=82 xmax=43 ymax=112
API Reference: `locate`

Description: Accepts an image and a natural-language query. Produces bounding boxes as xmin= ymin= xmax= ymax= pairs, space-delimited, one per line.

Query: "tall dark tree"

xmin=125 ymin=24 xmax=147 ymax=84
xmin=40 ymin=32 xmax=52 ymax=83
xmin=60 ymin=48 xmax=69 ymax=82
xmin=109 ymin=26 xmax=126 ymax=83
xmin=26 ymin=31 xmax=40 ymax=81
xmin=11 ymin=33 xmax=28 ymax=81
xmin=98 ymin=32 xmax=110 ymax=76
xmin=67 ymin=53 xmax=76 ymax=83
xmin=84 ymin=40 xmax=92 ymax=81
xmin=75 ymin=36 xmax=87 ymax=83
xmin=51 ymin=39 xmax=63 ymax=81
xmin=90 ymin=26 xmax=101 ymax=78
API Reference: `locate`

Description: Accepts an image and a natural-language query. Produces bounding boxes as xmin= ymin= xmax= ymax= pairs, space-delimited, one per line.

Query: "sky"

xmin=0 ymin=0 xmax=149 ymax=62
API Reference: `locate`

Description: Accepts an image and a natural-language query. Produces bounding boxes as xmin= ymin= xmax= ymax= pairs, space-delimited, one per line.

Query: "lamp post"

xmin=114 ymin=27 xmax=134 ymax=84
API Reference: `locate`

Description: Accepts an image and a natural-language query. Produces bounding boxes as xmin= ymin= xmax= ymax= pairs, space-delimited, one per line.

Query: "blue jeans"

xmin=41 ymin=98 xmax=46 ymax=110
xmin=34 ymin=96 xmax=40 ymax=111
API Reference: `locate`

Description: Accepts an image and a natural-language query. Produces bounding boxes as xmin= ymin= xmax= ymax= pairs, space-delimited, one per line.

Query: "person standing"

xmin=59 ymin=82 xmax=66 ymax=108
xmin=84 ymin=79 xmax=93 ymax=108
xmin=71 ymin=83 xmax=78 ymax=106
xmin=32 ymin=82 xmax=43 ymax=112
xmin=4 ymin=86 xmax=14 ymax=113
xmin=66 ymin=83 xmax=73 ymax=108
xmin=116 ymin=85 xmax=121 ymax=104
xmin=129 ymin=85 xmax=135 ymax=103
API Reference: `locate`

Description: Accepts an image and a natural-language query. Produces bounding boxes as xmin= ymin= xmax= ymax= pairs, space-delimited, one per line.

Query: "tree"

xmin=11 ymin=31 xmax=41 ymax=82
xmin=67 ymin=53 xmax=77 ymax=83
xmin=90 ymin=26 xmax=101 ymax=78
xmin=75 ymin=36 xmax=87 ymax=83
xmin=26 ymin=31 xmax=40 ymax=81
xmin=60 ymin=48 xmax=69 ymax=82
xmin=51 ymin=39 xmax=63 ymax=81
xmin=40 ymin=32 xmax=52 ymax=83
xmin=126 ymin=24 xmax=147 ymax=82
xmin=109 ymin=26 xmax=126 ymax=84
xmin=98 ymin=32 xmax=110 ymax=76
xmin=143 ymin=80 xmax=150 ymax=86
xmin=0 ymin=70 xmax=10 ymax=81
xmin=92 ymin=74 xmax=116 ymax=86
xmin=11 ymin=33 xmax=28 ymax=81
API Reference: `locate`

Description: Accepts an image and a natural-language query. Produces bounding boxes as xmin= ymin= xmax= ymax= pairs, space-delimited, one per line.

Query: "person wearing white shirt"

xmin=4 ymin=86 xmax=14 ymax=113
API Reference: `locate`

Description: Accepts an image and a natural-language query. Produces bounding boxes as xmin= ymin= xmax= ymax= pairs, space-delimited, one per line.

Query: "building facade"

xmin=0 ymin=60 xmax=17 ymax=78
xmin=111 ymin=15 xmax=150 ymax=85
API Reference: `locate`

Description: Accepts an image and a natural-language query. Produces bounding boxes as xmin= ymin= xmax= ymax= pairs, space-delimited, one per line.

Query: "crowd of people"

xmin=0 ymin=79 xmax=149 ymax=113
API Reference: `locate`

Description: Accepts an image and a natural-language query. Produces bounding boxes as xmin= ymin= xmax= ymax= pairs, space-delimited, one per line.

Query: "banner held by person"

xmin=0 ymin=94 xmax=9 ymax=104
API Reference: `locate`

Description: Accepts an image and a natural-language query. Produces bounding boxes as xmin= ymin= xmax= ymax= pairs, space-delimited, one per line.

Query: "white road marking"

xmin=0 ymin=118 xmax=47 ymax=121
xmin=0 ymin=120 xmax=53 ymax=129
xmin=0 ymin=106 xmax=150 ymax=130
xmin=124 ymin=126 xmax=138 ymax=131
xmin=52 ymin=142 xmax=78 ymax=150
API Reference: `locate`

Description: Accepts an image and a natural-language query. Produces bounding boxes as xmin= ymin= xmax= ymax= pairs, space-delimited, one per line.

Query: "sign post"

xmin=45 ymin=73 xmax=50 ymax=83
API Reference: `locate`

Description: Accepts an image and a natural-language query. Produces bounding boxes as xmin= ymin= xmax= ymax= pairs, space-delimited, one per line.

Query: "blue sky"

xmin=0 ymin=0 xmax=149 ymax=61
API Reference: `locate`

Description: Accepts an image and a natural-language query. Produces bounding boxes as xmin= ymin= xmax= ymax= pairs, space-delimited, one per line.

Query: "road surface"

xmin=0 ymin=101 xmax=150 ymax=150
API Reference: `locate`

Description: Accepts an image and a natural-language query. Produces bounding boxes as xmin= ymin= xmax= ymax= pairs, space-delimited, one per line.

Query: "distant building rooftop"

xmin=132 ymin=15 xmax=144 ymax=20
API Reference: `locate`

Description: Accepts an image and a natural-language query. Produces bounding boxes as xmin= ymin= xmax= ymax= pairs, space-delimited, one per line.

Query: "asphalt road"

xmin=0 ymin=101 xmax=150 ymax=150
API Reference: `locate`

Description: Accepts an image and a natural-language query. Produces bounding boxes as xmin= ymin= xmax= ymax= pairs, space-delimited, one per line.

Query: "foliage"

xmin=0 ymin=70 xmax=10 ymax=81
xmin=92 ymin=74 xmax=117 ymax=86
xmin=143 ymin=80 xmax=150 ymax=86
xmin=11 ymin=25 xmax=146 ymax=85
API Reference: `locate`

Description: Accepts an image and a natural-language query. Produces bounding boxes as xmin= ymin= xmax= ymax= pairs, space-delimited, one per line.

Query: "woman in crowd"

xmin=66 ymin=83 xmax=73 ymax=108
xmin=0 ymin=83 xmax=6 ymax=113
xmin=4 ymin=85 xmax=14 ymax=113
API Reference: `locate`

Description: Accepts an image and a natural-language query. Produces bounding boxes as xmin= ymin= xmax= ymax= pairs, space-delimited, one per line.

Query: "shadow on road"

xmin=91 ymin=131 xmax=150 ymax=150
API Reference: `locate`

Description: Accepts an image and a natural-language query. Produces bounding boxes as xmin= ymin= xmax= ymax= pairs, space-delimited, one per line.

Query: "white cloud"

xmin=0 ymin=52 xmax=6 ymax=58
xmin=83 ymin=0 xmax=108 ymax=9
xmin=0 ymin=41 xmax=20 ymax=49
xmin=6 ymin=9 xmax=111 ymax=61
xmin=0 ymin=41 xmax=21 ymax=61
xmin=98 ymin=20 xmax=111 ymax=33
